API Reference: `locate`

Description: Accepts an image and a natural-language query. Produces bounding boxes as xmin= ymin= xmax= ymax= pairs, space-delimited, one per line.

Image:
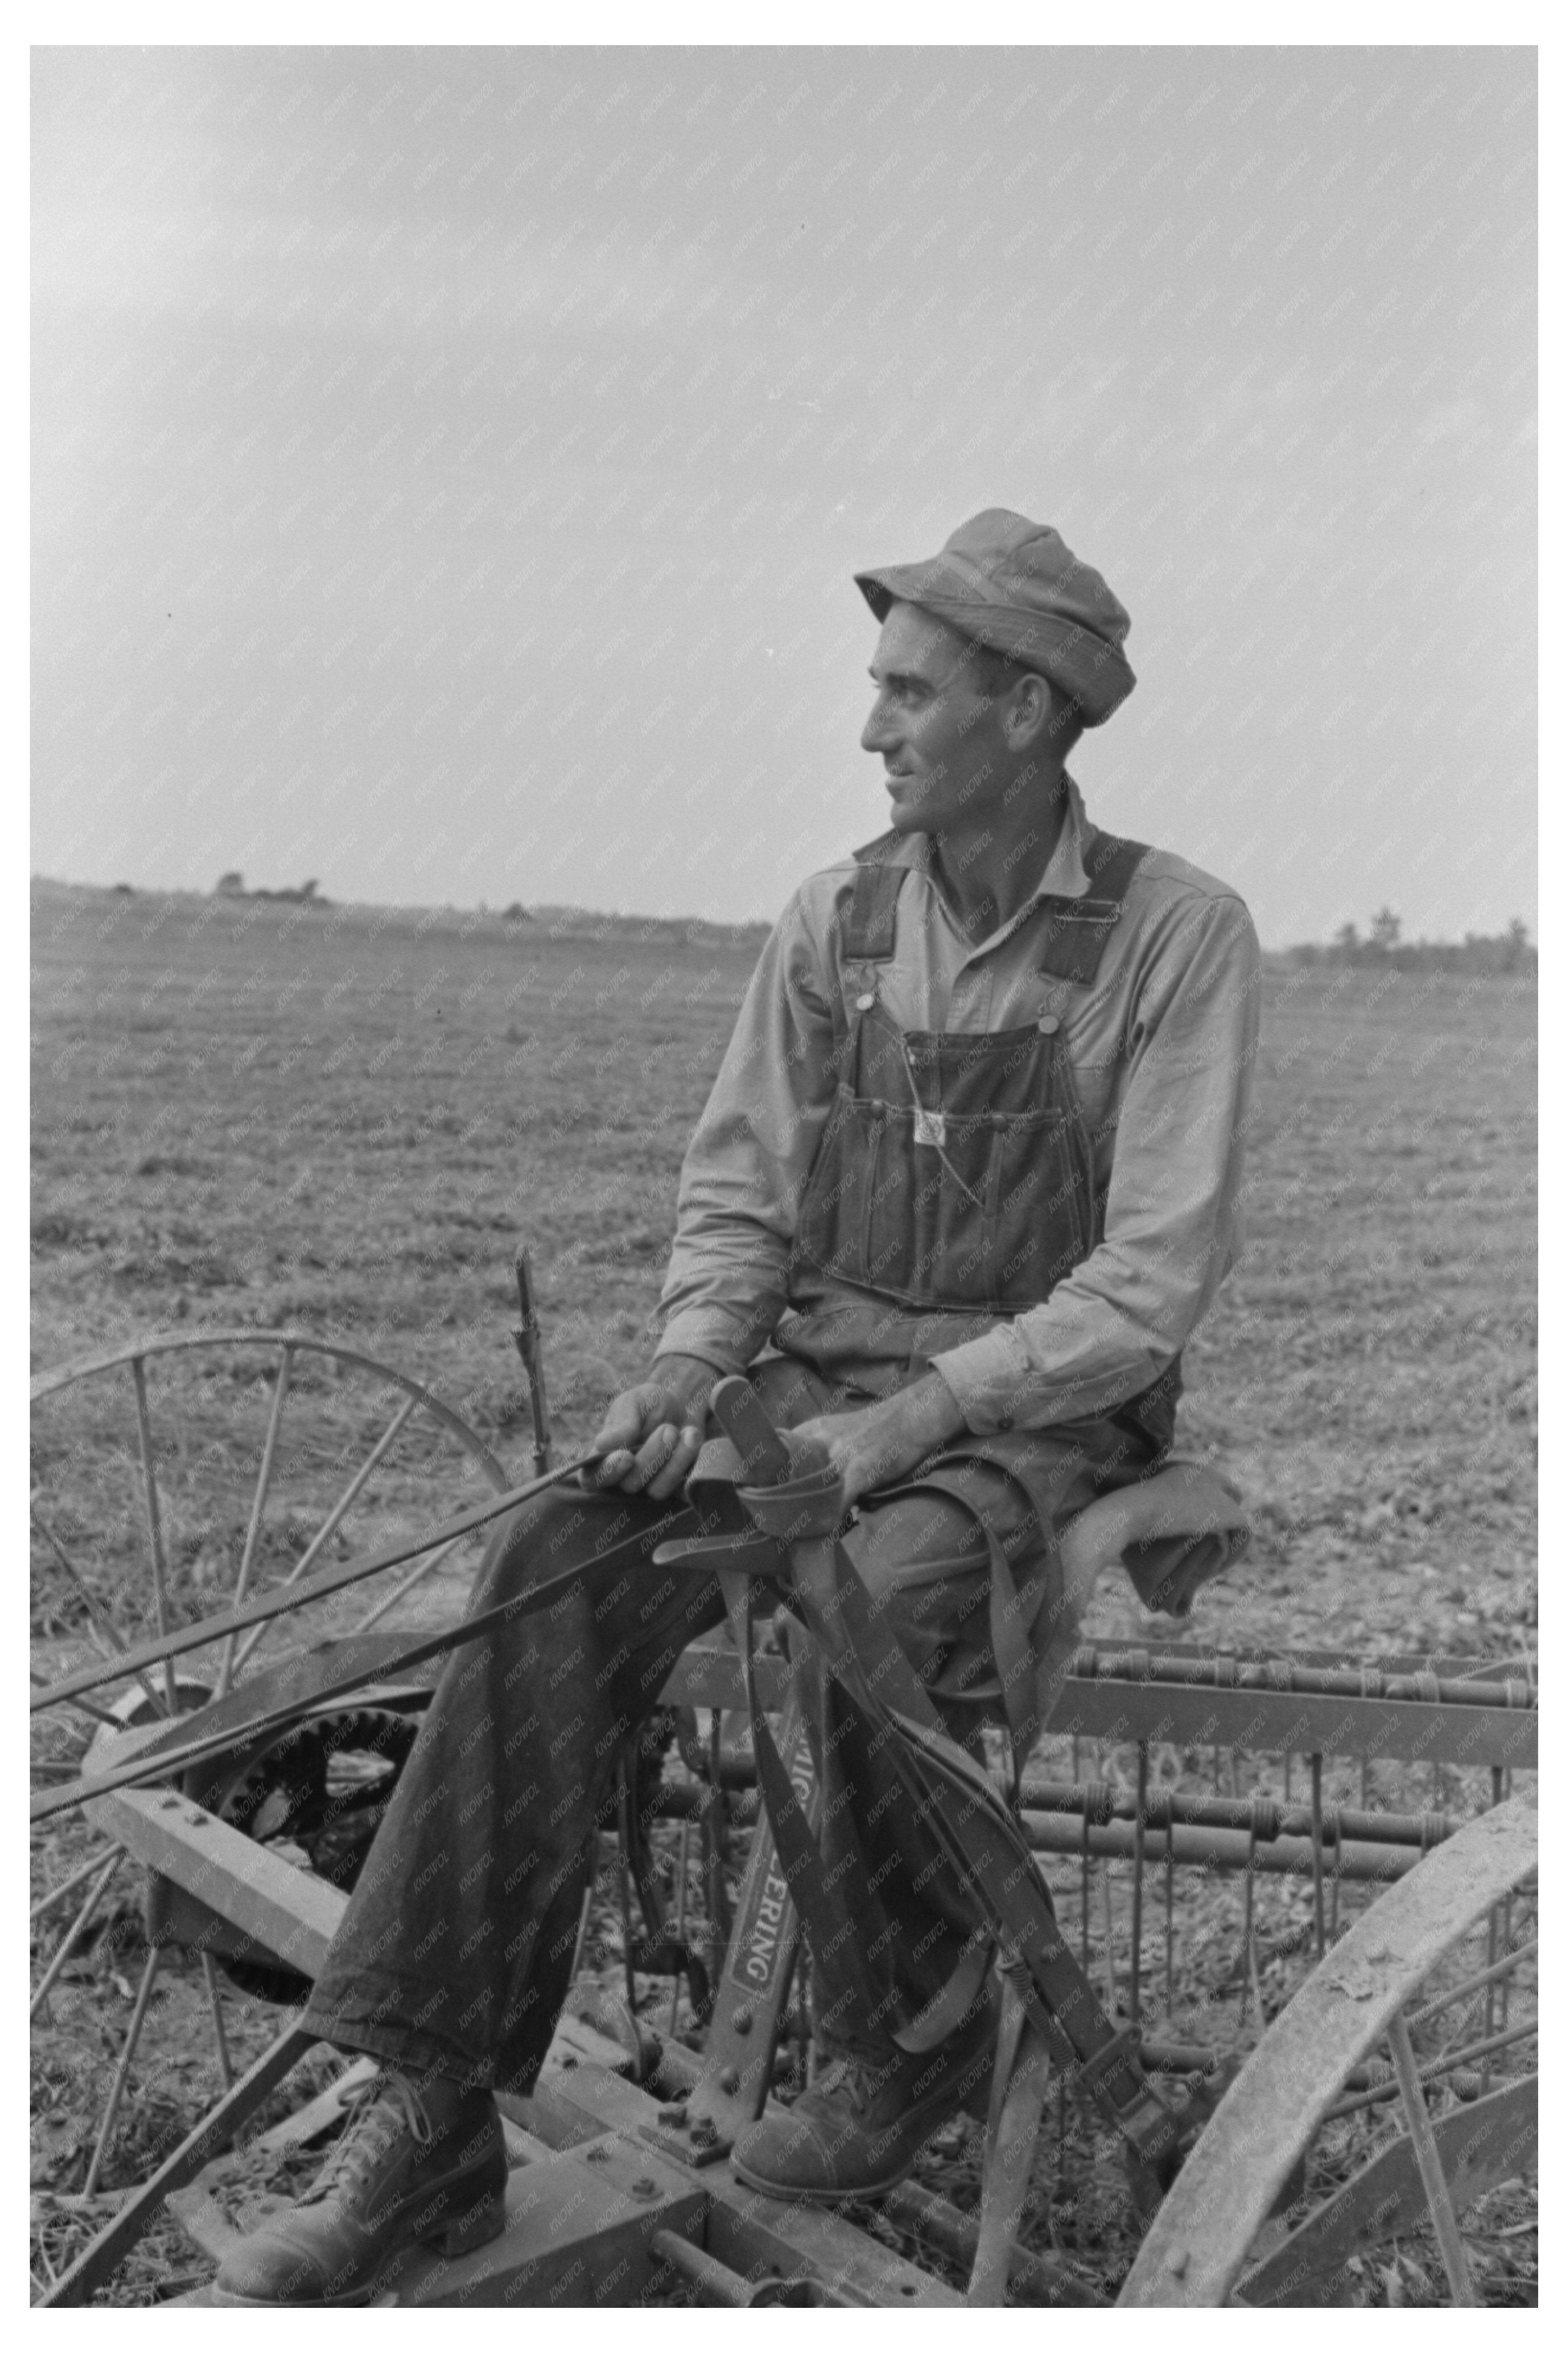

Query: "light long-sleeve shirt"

xmin=656 ymin=779 xmax=1262 ymax=1435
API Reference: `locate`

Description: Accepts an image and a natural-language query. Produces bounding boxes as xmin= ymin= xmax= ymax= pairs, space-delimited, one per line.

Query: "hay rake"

xmin=30 ymin=1292 xmax=1536 ymax=2307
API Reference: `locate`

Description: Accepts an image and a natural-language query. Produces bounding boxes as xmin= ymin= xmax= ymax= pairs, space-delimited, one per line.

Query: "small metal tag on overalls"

xmin=913 ymin=1107 xmax=947 ymax=1149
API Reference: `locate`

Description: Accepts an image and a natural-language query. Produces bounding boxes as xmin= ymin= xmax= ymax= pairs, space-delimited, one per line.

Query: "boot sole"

xmin=730 ymin=2060 xmax=989 ymax=2212
xmin=730 ymin=2149 xmax=919 ymax=2208
xmin=210 ymin=2176 xmax=507 ymax=2307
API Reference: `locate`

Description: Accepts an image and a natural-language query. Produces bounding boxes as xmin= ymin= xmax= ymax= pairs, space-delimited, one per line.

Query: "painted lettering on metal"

xmin=725 ymin=1724 xmax=814 ymax=1998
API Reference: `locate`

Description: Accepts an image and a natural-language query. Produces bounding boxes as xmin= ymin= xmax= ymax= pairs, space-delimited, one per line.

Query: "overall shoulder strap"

xmin=841 ymin=832 xmax=910 ymax=963
xmin=1036 ymin=832 xmax=1149 ymax=985
xmin=1082 ymin=831 xmax=1150 ymax=901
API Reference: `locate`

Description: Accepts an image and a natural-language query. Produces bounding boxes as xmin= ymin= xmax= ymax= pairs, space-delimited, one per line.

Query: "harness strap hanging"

xmin=881 ymin=1705 xmax=1179 ymax=2166
xmin=872 ymin=1458 xmax=1059 ymax=1795
xmin=739 ymin=1580 xmax=850 ymax=1971
xmin=721 ymin=1494 xmax=1182 ymax=2173
xmin=967 ymin=1971 xmax=1056 ymax=2305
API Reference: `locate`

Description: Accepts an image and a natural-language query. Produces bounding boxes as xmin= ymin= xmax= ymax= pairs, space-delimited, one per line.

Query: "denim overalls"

xmin=779 ymin=827 xmax=1179 ymax=1757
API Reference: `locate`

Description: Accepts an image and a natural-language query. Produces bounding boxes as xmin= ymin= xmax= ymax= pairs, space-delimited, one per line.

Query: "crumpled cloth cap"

xmin=855 ymin=507 xmax=1136 ymax=726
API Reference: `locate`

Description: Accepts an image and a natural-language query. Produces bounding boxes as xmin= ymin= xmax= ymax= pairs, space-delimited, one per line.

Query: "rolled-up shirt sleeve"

xmin=655 ymin=890 xmax=839 ymax=1376
xmin=932 ymin=892 xmax=1263 ymax=1433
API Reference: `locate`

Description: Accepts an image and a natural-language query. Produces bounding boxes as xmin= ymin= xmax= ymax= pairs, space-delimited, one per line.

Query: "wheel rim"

xmin=30 ymin=1330 xmax=508 ymax=2255
xmin=1117 ymin=1794 xmax=1538 ymax=2307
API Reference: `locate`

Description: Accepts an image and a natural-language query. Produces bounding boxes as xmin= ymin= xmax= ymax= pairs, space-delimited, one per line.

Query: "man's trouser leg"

xmin=302 ymin=1480 xmax=722 ymax=2095
xmin=804 ymin=1416 xmax=1160 ymax=2055
xmin=302 ymin=1379 xmax=1156 ymax=2091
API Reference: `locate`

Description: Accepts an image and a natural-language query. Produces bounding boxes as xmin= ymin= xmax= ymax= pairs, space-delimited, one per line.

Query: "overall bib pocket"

xmin=791 ymin=1007 xmax=1097 ymax=1317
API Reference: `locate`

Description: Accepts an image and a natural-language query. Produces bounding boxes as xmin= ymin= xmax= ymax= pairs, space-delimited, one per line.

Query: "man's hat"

xmin=854 ymin=507 xmax=1136 ymax=726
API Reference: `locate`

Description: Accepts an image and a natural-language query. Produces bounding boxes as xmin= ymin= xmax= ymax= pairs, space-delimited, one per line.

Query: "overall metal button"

xmin=1037 ymin=1013 xmax=1060 ymax=1035
xmin=856 ymin=992 xmax=876 ymax=1012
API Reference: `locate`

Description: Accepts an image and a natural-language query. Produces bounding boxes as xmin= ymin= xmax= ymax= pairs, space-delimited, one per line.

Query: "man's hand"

xmin=587 ymin=1354 xmax=718 ymax=1501
xmin=787 ymin=1371 xmax=966 ymax=1510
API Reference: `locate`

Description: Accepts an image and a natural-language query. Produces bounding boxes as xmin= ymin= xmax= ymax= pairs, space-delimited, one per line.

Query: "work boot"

xmin=212 ymin=2069 xmax=506 ymax=2307
xmin=731 ymin=1989 xmax=996 ymax=2205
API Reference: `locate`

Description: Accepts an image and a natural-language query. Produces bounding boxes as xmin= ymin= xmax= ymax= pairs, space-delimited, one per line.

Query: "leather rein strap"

xmin=713 ymin=1460 xmax=1181 ymax=2171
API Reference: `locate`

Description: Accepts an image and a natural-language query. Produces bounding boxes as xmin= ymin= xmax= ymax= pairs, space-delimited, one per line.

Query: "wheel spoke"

xmin=230 ymin=1391 xmax=419 ymax=1674
xmin=1119 ymin=1797 xmax=1536 ymax=2307
xmin=31 ymin=1668 xmax=125 ymax=1730
xmin=1325 ymin=2015 xmax=1538 ymax=2120
xmin=1386 ymin=2008 xmax=1475 ymax=2304
xmin=350 ymin=1528 xmax=467 ymax=1634
xmin=38 ymin=2020 xmax=314 ymax=2307
xmin=1309 ymin=1752 xmax=1327 ymax=1958
xmin=1405 ymin=1938 xmax=1536 ymax=2033
xmin=30 ymin=1849 xmax=123 ymax=2021
xmin=30 ymin=1506 xmax=171 ymax=1721
xmin=130 ymin=1356 xmax=177 ymax=1712
xmin=82 ymin=1946 xmax=164 ymax=2197
xmin=216 ymin=1343 xmax=293 ymax=1699
xmin=31 ymin=1842 xmax=124 ymax=1925
xmin=201 ymin=1952 xmax=235 ymax=2091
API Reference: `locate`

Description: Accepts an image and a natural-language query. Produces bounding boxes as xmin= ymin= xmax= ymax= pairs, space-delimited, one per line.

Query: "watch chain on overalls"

xmin=786 ymin=826 xmax=1156 ymax=1777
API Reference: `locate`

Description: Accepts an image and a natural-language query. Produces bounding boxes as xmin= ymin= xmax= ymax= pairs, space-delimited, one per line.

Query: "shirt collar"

xmin=868 ymin=773 xmax=1098 ymax=907
xmin=1032 ymin=773 xmax=1095 ymax=904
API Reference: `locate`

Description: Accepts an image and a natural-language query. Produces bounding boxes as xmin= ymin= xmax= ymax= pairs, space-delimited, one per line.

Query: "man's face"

xmin=860 ymin=602 xmax=1008 ymax=838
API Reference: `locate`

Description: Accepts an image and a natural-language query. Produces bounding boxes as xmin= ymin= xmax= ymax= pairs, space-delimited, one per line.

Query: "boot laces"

xmin=304 ymin=2073 xmax=431 ymax=2207
xmin=810 ymin=2051 xmax=884 ymax=2115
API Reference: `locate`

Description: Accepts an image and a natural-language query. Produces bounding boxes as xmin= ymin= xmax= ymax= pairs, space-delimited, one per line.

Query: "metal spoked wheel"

xmin=30 ymin=1330 xmax=510 ymax=2287
xmin=1119 ymin=1794 xmax=1538 ymax=2308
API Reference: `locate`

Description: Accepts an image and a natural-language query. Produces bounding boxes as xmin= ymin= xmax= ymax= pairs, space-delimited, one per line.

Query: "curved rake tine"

xmin=231 ymin=1391 xmax=420 ymax=1676
xmin=30 ymin=1850 xmax=124 ymax=2021
xmin=1130 ymin=1741 xmax=1147 ymax=2023
xmin=1386 ymin=2008 xmax=1476 ymax=2304
xmin=32 ymin=1843 xmax=126 ymax=1925
xmin=568 ymin=1831 xmax=599 ymax=1985
xmin=216 ymin=1343 xmax=293 ymax=1701
xmin=201 ymin=1952 xmax=235 ymax=2091
xmin=130 ymin=1356 xmax=177 ymax=1713
xmin=351 ymin=1529 xmax=468 ymax=1635
xmin=30 ymin=1508 xmax=171 ymax=1722
xmin=82 ymin=1946 xmax=163 ymax=2198
xmin=668 ymin=1818 xmax=693 ymax=2035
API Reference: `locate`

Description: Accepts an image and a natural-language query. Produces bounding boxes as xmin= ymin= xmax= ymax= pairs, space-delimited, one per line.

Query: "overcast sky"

xmin=32 ymin=45 xmax=1536 ymax=944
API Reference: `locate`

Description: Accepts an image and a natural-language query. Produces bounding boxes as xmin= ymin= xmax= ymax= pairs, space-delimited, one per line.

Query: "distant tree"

xmin=216 ymin=871 xmax=244 ymax=896
xmin=1281 ymin=914 xmax=1535 ymax=977
xmin=299 ymin=879 xmax=319 ymax=900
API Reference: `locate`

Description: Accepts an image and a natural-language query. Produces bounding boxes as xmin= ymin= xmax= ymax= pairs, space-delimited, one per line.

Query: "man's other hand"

xmin=788 ymin=1371 xmax=966 ymax=1510
xmin=588 ymin=1354 xmax=717 ymax=1501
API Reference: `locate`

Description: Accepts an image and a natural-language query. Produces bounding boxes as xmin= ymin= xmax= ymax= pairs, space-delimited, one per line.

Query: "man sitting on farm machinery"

xmin=213 ymin=509 xmax=1262 ymax=2306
